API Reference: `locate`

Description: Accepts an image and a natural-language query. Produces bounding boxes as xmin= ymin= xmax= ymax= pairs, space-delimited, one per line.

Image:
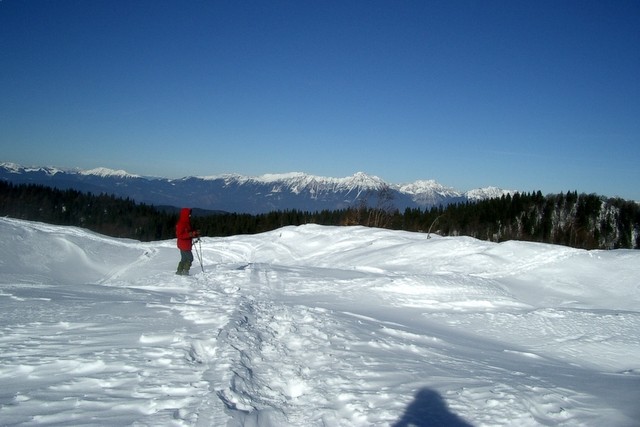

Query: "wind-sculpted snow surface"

xmin=0 ymin=218 xmax=639 ymax=426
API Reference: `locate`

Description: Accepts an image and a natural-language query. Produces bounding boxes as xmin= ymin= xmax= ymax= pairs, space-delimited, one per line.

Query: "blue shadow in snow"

xmin=393 ymin=388 xmax=474 ymax=427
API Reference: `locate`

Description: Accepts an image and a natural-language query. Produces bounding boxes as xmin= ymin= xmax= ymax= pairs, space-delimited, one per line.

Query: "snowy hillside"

xmin=201 ymin=171 xmax=388 ymax=197
xmin=1 ymin=218 xmax=639 ymax=426
xmin=397 ymin=180 xmax=464 ymax=207
xmin=0 ymin=162 xmax=513 ymax=213
xmin=465 ymin=186 xmax=515 ymax=201
xmin=79 ymin=167 xmax=141 ymax=178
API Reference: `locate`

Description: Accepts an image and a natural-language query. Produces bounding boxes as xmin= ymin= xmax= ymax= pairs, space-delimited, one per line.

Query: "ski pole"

xmin=194 ymin=237 xmax=204 ymax=273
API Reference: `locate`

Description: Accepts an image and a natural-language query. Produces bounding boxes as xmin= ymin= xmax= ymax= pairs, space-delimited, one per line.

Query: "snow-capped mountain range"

xmin=0 ymin=162 xmax=514 ymax=214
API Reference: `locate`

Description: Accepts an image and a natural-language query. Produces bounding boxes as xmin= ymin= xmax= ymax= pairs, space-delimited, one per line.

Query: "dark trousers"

xmin=181 ymin=250 xmax=194 ymax=265
xmin=177 ymin=250 xmax=194 ymax=274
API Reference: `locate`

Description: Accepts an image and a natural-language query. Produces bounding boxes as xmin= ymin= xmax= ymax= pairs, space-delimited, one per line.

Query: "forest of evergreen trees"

xmin=1 ymin=181 xmax=639 ymax=250
xmin=0 ymin=181 xmax=177 ymax=241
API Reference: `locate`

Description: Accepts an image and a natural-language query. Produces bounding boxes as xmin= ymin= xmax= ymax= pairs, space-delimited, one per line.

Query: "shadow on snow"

xmin=393 ymin=388 xmax=474 ymax=427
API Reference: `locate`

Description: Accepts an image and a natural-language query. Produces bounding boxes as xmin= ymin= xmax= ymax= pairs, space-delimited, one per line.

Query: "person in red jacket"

xmin=175 ymin=208 xmax=199 ymax=275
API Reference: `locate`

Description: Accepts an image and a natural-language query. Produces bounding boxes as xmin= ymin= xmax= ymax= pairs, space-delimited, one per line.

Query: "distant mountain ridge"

xmin=0 ymin=162 xmax=515 ymax=214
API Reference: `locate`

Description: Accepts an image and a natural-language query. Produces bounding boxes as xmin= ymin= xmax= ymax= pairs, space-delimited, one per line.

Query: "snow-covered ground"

xmin=1 ymin=217 xmax=639 ymax=426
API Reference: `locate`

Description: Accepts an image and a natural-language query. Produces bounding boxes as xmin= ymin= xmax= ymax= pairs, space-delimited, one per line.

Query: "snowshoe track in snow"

xmin=1 ymin=219 xmax=639 ymax=426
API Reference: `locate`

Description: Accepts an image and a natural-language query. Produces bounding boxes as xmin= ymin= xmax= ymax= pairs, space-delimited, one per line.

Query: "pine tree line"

xmin=1 ymin=181 xmax=638 ymax=249
xmin=0 ymin=182 xmax=176 ymax=241
xmin=401 ymin=191 xmax=640 ymax=249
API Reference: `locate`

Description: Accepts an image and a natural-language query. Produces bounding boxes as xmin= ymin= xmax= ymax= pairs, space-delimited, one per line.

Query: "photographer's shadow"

xmin=393 ymin=388 xmax=474 ymax=427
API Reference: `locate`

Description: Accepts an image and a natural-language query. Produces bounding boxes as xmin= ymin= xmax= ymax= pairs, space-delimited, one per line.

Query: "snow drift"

xmin=0 ymin=217 xmax=638 ymax=426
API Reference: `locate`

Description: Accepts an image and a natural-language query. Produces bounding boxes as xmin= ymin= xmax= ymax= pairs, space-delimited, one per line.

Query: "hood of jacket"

xmin=178 ymin=208 xmax=191 ymax=224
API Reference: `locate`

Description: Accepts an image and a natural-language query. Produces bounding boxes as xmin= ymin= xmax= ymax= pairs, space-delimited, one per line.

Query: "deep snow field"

xmin=0 ymin=217 xmax=639 ymax=426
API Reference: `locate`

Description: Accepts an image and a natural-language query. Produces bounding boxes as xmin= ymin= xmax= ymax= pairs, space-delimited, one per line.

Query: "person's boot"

xmin=176 ymin=261 xmax=184 ymax=275
xmin=183 ymin=261 xmax=192 ymax=276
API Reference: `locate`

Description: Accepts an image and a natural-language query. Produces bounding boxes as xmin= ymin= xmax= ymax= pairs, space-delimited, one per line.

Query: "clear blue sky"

xmin=2 ymin=0 xmax=639 ymax=199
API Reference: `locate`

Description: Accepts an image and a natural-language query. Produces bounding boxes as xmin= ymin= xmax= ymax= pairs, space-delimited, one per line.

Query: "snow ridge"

xmin=199 ymin=171 xmax=388 ymax=195
xmin=0 ymin=162 xmax=140 ymax=179
xmin=465 ymin=186 xmax=515 ymax=201
xmin=79 ymin=167 xmax=140 ymax=179
xmin=0 ymin=162 xmax=67 ymax=176
xmin=396 ymin=179 xmax=461 ymax=197
xmin=1 ymin=162 xmax=516 ymax=212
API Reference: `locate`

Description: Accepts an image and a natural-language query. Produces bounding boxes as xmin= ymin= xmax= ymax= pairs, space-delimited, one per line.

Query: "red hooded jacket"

xmin=176 ymin=208 xmax=195 ymax=251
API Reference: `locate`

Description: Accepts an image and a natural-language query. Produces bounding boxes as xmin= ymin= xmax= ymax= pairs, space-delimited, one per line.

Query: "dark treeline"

xmin=1 ymin=181 xmax=639 ymax=249
xmin=401 ymin=191 xmax=640 ymax=250
xmin=0 ymin=181 xmax=177 ymax=241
